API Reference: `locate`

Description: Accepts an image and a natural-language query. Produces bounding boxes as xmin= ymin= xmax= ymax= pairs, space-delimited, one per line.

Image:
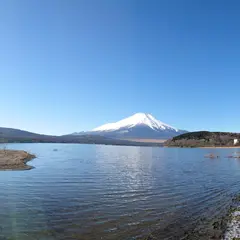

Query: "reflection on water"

xmin=0 ymin=144 xmax=240 ymax=239
xmin=95 ymin=145 xmax=154 ymax=193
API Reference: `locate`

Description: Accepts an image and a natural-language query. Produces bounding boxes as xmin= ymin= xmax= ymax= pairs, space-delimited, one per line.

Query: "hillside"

xmin=0 ymin=127 xmax=163 ymax=147
xmin=165 ymin=131 xmax=240 ymax=148
xmin=0 ymin=127 xmax=45 ymax=138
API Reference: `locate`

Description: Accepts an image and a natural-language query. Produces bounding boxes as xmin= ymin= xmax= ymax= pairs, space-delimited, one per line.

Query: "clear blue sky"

xmin=0 ymin=0 xmax=240 ymax=135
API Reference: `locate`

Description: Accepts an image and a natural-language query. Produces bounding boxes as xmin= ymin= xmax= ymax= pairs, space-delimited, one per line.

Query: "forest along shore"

xmin=165 ymin=131 xmax=240 ymax=148
xmin=0 ymin=149 xmax=36 ymax=170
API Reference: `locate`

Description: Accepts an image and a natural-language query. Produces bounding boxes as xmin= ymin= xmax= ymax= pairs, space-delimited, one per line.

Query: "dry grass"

xmin=0 ymin=150 xmax=36 ymax=170
xmin=123 ymin=138 xmax=167 ymax=143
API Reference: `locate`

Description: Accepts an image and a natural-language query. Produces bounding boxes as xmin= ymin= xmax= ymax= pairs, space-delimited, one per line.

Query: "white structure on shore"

xmin=234 ymin=139 xmax=239 ymax=145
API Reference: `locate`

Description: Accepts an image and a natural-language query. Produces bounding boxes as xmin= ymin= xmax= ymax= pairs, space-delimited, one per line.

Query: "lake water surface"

xmin=1 ymin=143 xmax=240 ymax=240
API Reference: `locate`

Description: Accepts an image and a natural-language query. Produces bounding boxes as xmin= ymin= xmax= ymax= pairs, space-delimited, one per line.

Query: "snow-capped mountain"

xmin=75 ymin=113 xmax=187 ymax=140
xmin=93 ymin=113 xmax=178 ymax=132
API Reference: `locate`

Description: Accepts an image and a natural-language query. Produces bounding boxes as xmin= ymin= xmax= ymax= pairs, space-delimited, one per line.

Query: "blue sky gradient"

xmin=0 ymin=0 xmax=240 ymax=135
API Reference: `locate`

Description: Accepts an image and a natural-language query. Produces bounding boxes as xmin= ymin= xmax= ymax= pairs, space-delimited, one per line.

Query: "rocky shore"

xmin=222 ymin=196 xmax=240 ymax=240
xmin=0 ymin=149 xmax=36 ymax=170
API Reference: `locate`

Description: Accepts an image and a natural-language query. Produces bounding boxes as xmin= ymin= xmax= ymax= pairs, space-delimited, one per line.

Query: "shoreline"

xmin=183 ymin=195 xmax=240 ymax=239
xmin=222 ymin=196 xmax=240 ymax=239
xmin=200 ymin=146 xmax=240 ymax=149
xmin=223 ymin=208 xmax=240 ymax=239
xmin=165 ymin=146 xmax=240 ymax=149
xmin=0 ymin=149 xmax=36 ymax=171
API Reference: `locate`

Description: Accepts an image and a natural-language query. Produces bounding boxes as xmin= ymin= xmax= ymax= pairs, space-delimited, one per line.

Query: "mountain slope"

xmin=0 ymin=127 xmax=45 ymax=138
xmin=0 ymin=127 xmax=163 ymax=146
xmin=86 ymin=113 xmax=187 ymax=139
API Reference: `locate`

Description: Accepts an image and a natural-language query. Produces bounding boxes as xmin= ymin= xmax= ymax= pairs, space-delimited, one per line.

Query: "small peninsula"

xmin=165 ymin=131 xmax=240 ymax=148
xmin=0 ymin=149 xmax=36 ymax=170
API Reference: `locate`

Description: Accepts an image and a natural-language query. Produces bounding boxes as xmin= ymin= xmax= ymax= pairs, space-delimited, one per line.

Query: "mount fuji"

xmin=73 ymin=113 xmax=187 ymax=140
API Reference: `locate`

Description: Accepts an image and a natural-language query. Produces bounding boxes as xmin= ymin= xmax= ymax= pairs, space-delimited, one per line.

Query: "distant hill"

xmin=0 ymin=127 xmax=46 ymax=138
xmin=165 ymin=131 xmax=240 ymax=147
xmin=0 ymin=127 xmax=163 ymax=147
xmin=72 ymin=113 xmax=187 ymax=140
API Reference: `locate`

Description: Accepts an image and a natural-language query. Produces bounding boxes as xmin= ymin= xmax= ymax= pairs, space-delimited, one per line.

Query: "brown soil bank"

xmin=0 ymin=150 xmax=36 ymax=170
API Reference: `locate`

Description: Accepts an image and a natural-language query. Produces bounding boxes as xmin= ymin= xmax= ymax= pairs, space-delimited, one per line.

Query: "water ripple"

xmin=0 ymin=143 xmax=240 ymax=239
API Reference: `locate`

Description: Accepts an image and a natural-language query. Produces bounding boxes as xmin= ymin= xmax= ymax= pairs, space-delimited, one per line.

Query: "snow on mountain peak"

xmin=92 ymin=113 xmax=179 ymax=132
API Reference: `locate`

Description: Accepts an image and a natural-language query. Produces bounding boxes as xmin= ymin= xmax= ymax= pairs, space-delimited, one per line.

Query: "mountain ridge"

xmin=0 ymin=127 xmax=163 ymax=146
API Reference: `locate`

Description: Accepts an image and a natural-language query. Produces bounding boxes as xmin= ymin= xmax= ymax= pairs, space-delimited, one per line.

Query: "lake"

xmin=0 ymin=143 xmax=240 ymax=240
